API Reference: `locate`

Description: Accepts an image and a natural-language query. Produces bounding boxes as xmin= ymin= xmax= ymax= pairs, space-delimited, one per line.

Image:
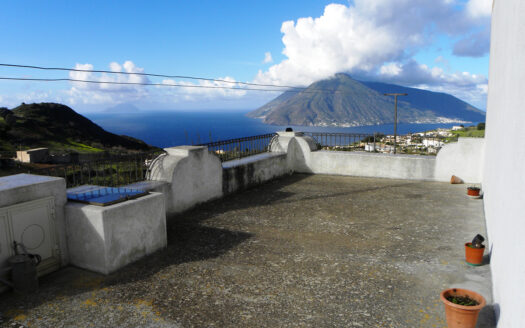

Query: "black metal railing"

xmin=305 ymin=132 xmax=459 ymax=155
xmin=305 ymin=132 xmax=376 ymax=151
xmin=20 ymin=151 xmax=164 ymax=188
xmin=198 ymin=133 xmax=277 ymax=162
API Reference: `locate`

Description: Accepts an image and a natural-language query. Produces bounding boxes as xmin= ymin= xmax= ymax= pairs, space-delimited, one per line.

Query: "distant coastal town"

xmin=322 ymin=123 xmax=485 ymax=155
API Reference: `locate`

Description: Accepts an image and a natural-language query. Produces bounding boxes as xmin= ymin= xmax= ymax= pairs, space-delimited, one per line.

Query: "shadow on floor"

xmin=0 ymin=213 xmax=252 ymax=322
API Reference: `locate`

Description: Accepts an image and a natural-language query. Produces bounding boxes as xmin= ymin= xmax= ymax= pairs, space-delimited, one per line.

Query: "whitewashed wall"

xmin=483 ymin=1 xmax=525 ymax=326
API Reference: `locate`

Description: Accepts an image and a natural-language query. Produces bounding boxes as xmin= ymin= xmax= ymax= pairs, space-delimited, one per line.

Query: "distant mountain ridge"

xmin=247 ymin=74 xmax=485 ymax=127
xmin=0 ymin=102 xmax=157 ymax=152
xmin=104 ymin=103 xmax=141 ymax=113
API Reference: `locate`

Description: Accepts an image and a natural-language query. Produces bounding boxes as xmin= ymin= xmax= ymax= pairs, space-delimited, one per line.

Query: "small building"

xmin=364 ymin=144 xmax=376 ymax=152
xmin=423 ymin=139 xmax=444 ymax=147
xmin=16 ymin=148 xmax=49 ymax=163
xmin=451 ymin=126 xmax=463 ymax=131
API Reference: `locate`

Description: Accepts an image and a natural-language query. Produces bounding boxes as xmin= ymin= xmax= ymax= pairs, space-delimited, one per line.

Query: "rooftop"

xmin=0 ymin=174 xmax=494 ymax=327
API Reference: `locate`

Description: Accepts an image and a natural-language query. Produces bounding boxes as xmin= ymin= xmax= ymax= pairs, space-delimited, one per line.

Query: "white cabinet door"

xmin=1 ymin=197 xmax=60 ymax=276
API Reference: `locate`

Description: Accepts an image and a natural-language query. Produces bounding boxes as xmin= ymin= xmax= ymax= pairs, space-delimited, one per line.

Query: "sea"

xmin=86 ymin=110 xmax=472 ymax=148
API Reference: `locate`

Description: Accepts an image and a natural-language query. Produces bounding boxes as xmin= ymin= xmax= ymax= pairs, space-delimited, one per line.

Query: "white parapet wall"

xmin=434 ymin=138 xmax=485 ymax=183
xmin=280 ymin=134 xmax=483 ymax=182
xmin=145 ymin=132 xmax=485 ymax=217
xmin=65 ymin=192 xmax=166 ymax=275
xmin=147 ymin=146 xmax=223 ymax=214
xmin=301 ymin=150 xmax=436 ymax=180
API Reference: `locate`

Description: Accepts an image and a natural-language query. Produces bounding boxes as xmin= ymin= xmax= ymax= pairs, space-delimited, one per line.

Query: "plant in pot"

xmin=465 ymin=234 xmax=485 ymax=266
xmin=467 ymin=186 xmax=480 ymax=197
xmin=440 ymin=288 xmax=486 ymax=328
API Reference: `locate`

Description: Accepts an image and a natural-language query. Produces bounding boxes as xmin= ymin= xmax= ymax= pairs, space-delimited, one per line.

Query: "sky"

xmin=0 ymin=0 xmax=492 ymax=112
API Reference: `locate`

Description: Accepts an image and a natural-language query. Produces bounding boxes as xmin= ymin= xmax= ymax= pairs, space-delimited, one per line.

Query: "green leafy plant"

xmin=446 ymin=295 xmax=480 ymax=306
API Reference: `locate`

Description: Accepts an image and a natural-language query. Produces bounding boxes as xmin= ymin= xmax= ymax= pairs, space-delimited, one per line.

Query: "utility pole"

xmin=384 ymin=93 xmax=407 ymax=154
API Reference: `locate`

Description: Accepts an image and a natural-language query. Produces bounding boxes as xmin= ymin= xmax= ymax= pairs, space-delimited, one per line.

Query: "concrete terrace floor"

xmin=0 ymin=174 xmax=494 ymax=328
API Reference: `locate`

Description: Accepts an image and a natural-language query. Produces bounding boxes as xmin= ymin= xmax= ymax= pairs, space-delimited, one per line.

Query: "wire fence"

xmin=198 ymin=133 xmax=277 ymax=162
xmin=1 ymin=151 xmax=164 ymax=188
xmin=304 ymin=132 xmax=459 ymax=155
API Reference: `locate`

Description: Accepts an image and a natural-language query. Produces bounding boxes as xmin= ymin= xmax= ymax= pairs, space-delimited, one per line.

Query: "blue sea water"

xmin=86 ymin=110 xmax=475 ymax=148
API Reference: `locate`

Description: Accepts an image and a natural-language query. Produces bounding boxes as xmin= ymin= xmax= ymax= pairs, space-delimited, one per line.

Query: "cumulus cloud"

xmin=67 ymin=61 xmax=150 ymax=105
xmin=255 ymin=0 xmax=491 ymax=107
xmin=63 ymin=61 xmax=254 ymax=107
xmin=263 ymin=52 xmax=273 ymax=64
xmin=255 ymin=1 xmax=468 ymax=86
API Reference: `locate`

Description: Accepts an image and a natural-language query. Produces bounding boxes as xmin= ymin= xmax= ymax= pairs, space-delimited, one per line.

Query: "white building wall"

xmin=483 ymin=1 xmax=525 ymax=326
xmin=434 ymin=138 xmax=485 ymax=183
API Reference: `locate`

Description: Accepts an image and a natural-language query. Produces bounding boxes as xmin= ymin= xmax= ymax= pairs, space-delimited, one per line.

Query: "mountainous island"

xmin=0 ymin=103 xmax=156 ymax=152
xmin=247 ymin=74 xmax=486 ymax=127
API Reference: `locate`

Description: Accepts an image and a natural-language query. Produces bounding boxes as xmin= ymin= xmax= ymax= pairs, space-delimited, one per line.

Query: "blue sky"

xmin=0 ymin=0 xmax=491 ymax=112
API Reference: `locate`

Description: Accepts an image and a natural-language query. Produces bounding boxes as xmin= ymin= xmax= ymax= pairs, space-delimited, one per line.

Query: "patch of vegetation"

xmin=452 ymin=125 xmax=485 ymax=138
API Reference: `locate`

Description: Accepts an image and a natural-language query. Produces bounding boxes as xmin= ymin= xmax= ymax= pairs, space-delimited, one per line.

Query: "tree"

xmin=4 ymin=113 xmax=16 ymax=126
xmin=477 ymin=122 xmax=486 ymax=130
xmin=362 ymin=134 xmax=385 ymax=143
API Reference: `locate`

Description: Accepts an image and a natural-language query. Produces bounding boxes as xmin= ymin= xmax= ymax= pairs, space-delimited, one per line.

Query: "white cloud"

xmin=255 ymin=1 xmax=468 ymax=86
xmin=66 ymin=61 xmax=150 ymax=105
xmin=263 ymin=52 xmax=273 ymax=64
xmin=466 ymin=0 xmax=492 ymax=19
xmin=255 ymin=1 xmax=490 ymax=107
xmin=158 ymin=76 xmax=247 ymax=103
xmin=64 ymin=61 xmax=254 ymax=107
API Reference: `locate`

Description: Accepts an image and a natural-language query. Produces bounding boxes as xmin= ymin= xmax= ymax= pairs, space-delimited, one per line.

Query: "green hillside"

xmin=0 ymin=103 xmax=157 ymax=152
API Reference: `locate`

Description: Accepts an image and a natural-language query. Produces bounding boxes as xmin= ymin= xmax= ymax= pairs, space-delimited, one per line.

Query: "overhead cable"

xmin=0 ymin=63 xmax=308 ymax=90
xmin=0 ymin=76 xmax=339 ymax=94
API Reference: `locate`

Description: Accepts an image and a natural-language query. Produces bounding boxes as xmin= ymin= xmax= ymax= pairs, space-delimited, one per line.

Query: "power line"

xmin=0 ymin=63 xmax=307 ymax=90
xmin=0 ymin=76 xmax=344 ymax=94
xmin=0 ymin=76 xmax=287 ymax=92
xmin=0 ymin=76 xmax=343 ymax=95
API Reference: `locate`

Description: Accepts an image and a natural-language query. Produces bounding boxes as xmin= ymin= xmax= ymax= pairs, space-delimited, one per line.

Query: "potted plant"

xmin=467 ymin=186 xmax=480 ymax=196
xmin=465 ymin=234 xmax=485 ymax=266
xmin=440 ymin=288 xmax=486 ymax=328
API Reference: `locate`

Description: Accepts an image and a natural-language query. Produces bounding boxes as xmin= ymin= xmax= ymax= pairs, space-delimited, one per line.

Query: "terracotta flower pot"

xmin=465 ymin=242 xmax=485 ymax=266
xmin=467 ymin=188 xmax=480 ymax=196
xmin=440 ymin=288 xmax=486 ymax=328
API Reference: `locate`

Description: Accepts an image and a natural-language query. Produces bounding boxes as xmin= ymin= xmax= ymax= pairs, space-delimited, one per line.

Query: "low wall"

xmin=147 ymin=143 xmax=295 ymax=214
xmin=282 ymin=135 xmax=484 ymax=183
xmin=146 ymin=134 xmax=485 ymax=216
xmin=304 ymin=151 xmax=436 ymax=180
xmin=222 ymin=153 xmax=291 ymax=194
